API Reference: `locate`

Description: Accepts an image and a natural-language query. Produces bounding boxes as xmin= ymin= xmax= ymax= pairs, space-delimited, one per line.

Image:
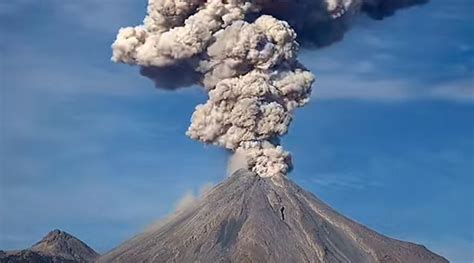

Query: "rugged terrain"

xmin=99 ymin=169 xmax=448 ymax=263
xmin=0 ymin=229 xmax=99 ymax=263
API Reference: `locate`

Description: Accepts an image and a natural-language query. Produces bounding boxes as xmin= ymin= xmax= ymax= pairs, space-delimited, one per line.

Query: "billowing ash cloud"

xmin=361 ymin=0 xmax=428 ymax=19
xmin=258 ymin=0 xmax=428 ymax=46
xmin=111 ymin=0 xmax=427 ymax=177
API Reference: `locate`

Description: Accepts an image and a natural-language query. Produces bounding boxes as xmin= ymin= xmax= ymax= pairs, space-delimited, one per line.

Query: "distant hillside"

xmin=1 ymin=229 xmax=99 ymax=263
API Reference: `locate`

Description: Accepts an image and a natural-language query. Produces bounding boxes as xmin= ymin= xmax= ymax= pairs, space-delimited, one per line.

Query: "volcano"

xmin=99 ymin=169 xmax=447 ymax=263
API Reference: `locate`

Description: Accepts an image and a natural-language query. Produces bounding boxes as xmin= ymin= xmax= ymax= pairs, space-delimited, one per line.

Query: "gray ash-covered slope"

xmin=100 ymin=169 xmax=448 ymax=263
xmin=0 ymin=229 xmax=99 ymax=263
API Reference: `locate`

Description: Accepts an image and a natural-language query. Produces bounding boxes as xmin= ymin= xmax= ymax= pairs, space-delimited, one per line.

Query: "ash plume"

xmin=257 ymin=0 xmax=428 ymax=47
xmin=111 ymin=0 xmax=427 ymax=177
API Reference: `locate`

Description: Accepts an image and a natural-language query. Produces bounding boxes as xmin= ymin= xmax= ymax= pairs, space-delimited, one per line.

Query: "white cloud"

xmin=3 ymin=44 xmax=148 ymax=97
xmin=305 ymin=54 xmax=474 ymax=102
xmin=311 ymin=173 xmax=383 ymax=190
xmin=429 ymin=79 xmax=474 ymax=102
xmin=314 ymin=74 xmax=413 ymax=101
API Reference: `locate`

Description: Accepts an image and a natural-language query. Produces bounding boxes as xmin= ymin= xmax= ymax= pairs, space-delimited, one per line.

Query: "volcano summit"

xmin=99 ymin=169 xmax=447 ymax=263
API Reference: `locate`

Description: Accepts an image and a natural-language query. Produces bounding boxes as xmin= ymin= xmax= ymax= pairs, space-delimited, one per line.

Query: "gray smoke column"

xmin=111 ymin=0 xmax=427 ymax=177
xmin=256 ymin=0 xmax=428 ymax=46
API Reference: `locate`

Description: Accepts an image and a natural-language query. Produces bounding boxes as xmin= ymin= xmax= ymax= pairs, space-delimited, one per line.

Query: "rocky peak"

xmin=30 ymin=229 xmax=99 ymax=262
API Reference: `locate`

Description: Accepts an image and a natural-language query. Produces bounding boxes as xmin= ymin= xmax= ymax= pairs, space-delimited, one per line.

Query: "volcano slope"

xmin=99 ymin=169 xmax=447 ymax=263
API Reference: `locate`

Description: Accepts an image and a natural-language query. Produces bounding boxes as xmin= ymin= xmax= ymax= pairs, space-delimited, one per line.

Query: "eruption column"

xmin=112 ymin=0 xmax=315 ymax=177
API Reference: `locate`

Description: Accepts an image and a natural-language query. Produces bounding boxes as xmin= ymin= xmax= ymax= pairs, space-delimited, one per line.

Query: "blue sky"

xmin=0 ymin=0 xmax=473 ymax=262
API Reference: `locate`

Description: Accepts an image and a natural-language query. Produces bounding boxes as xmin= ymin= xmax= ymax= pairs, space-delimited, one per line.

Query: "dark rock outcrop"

xmin=0 ymin=249 xmax=76 ymax=263
xmin=99 ymin=169 xmax=448 ymax=263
